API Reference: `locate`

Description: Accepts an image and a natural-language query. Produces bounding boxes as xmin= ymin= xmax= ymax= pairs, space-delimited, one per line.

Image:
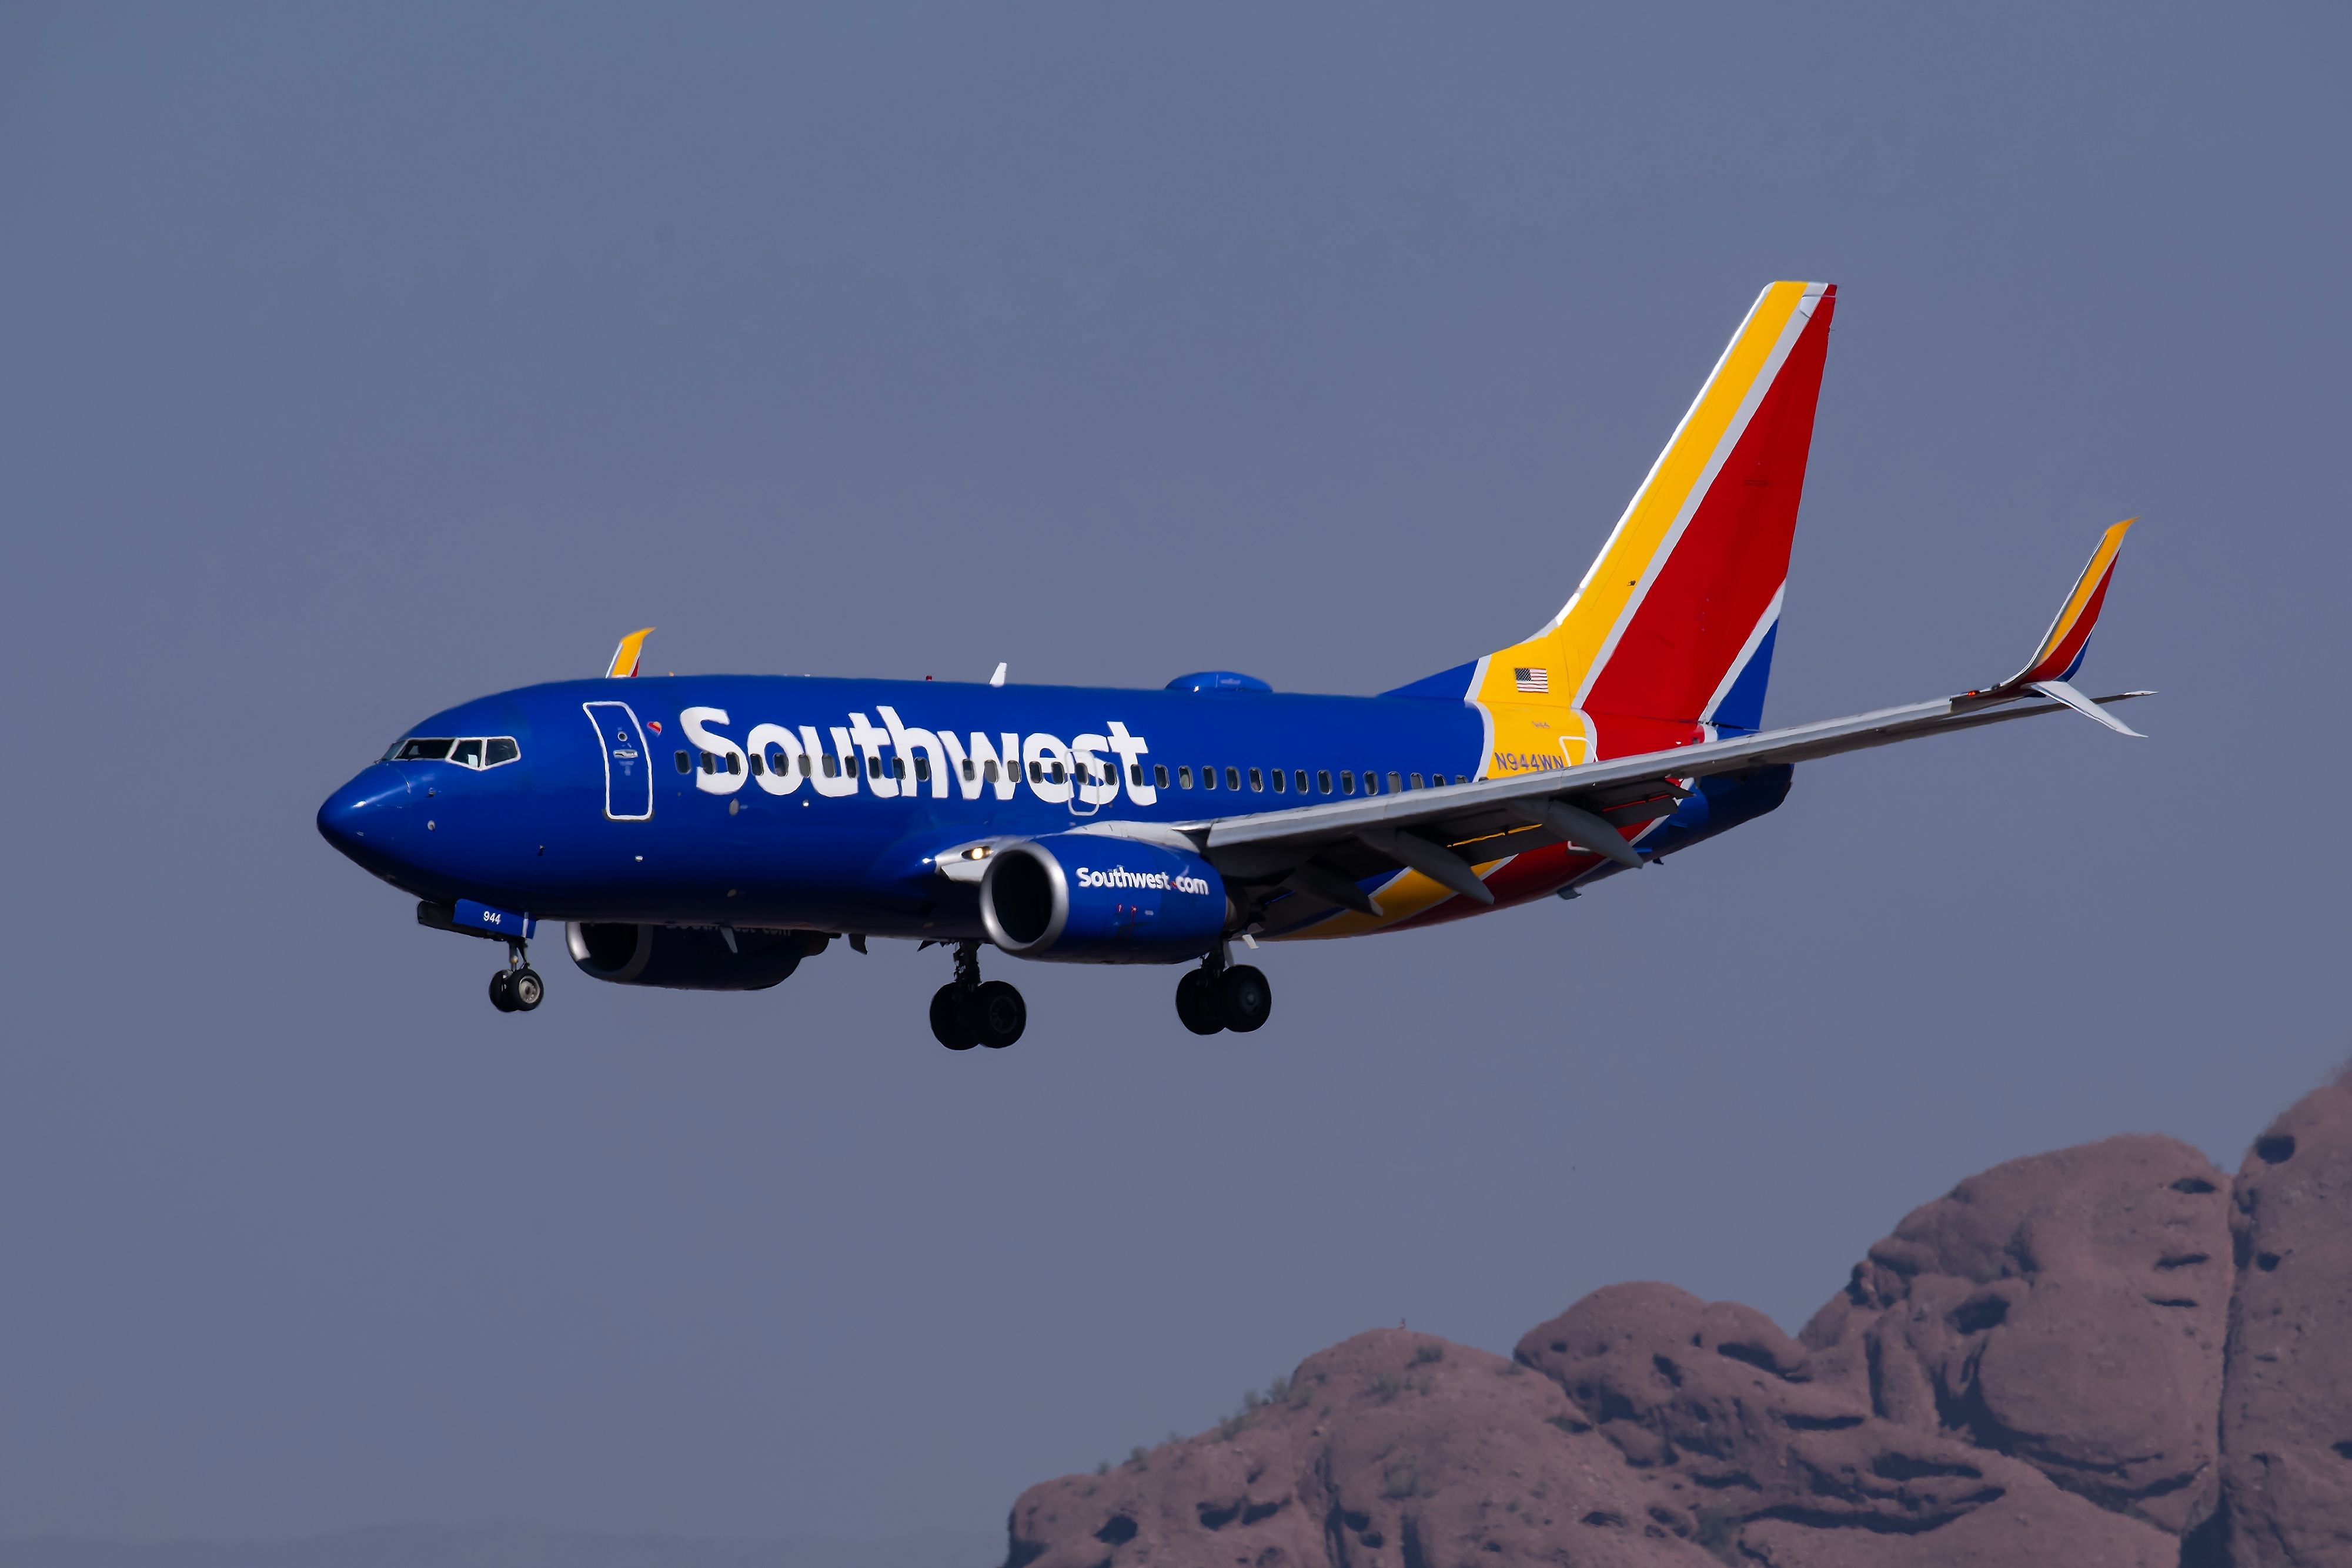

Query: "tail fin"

xmin=1443 ymin=282 xmax=1836 ymax=772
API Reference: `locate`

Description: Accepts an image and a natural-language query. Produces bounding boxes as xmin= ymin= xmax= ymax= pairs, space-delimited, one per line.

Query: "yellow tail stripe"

xmin=2032 ymin=520 xmax=2134 ymax=667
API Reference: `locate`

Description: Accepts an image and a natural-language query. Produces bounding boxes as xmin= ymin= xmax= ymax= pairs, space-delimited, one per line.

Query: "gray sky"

xmin=2 ymin=1 xmax=2346 ymax=1546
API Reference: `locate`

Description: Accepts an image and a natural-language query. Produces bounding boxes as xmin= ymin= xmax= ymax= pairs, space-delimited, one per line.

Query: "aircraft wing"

xmin=1083 ymin=522 xmax=2147 ymax=918
xmin=1124 ymin=685 xmax=2149 ymax=901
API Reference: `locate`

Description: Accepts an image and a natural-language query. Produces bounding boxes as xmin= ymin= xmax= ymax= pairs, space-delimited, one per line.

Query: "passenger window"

xmin=676 ymin=751 xmax=691 ymax=773
xmin=1030 ymin=761 xmax=1044 ymax=783
xmin=1225 ymin=766 xmax=1241 ymax=791
xmin=748 ymin=754 xmax=764 ymax=777
xmin=1363 ymin=770 xmax=1379 ymax=794
xmin=1131 ymin=764 xmax=1145 ymax=786
xmin=963 ymin=758 xmax=977 ymax=782
xmin=727 ymin=754 xmax=741 ymax=775
xmin=822 ymin=754 xmax=839 ymax=777
xmin=1388 ymin=771 xmax=1404 ymax=793
xmin=1340 ymin=770 xmax=1355 ymax=794
xmin=700 ymin=751 xmax=715 ymax=773
xmin=1318 ymin=770 xmax=1332 ymax=794
xmin=1178 ymin=765 xmax=1195 ymax=789
xmin=868 ymin=757 xmax=883 ymax=778
xmin=1271 ymin=769 xmax=1285 ymax=793
xmin=395 ymin=738 xmax=455 ymax=761
xmin=486 ymin=737 xmax=519 ymax=767
xmin=983 ymin=760 xmax=998 ymax=781
xmin=1154 ymin=764 xmax=1169 ymax=789
xmin=1410 ymin=773 xmax=1424 ymax=790
xmin=801 ymin=755 xmax=814 ymax=777
xmin=898 ymin=757 xmax=912 ymax=780
xmin=1200 ymin=766 xmax=1215 ymax=791
xmin=1051 ymin=762 xmax=1066 ymax=784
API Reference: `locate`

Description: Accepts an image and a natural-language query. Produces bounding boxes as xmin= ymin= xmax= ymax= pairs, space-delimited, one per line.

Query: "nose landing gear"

xmin=1175 ymin=946 xmax=1271 ymax=1035
xmin=489 ymin=940 xmax=544 ymax=1014
xmin=931 ymin=941 xmax=1025 ymax=1050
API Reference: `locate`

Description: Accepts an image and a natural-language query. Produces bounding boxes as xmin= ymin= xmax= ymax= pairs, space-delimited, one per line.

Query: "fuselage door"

xmin=582 ymin=700 xmax=654 ymax=821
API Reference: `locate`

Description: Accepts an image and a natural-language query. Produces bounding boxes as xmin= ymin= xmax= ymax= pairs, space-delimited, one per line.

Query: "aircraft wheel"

xmin=973 ymin=980 xmax=1026 ymax=1049
xmin=930 ymin=984 xmax=978 ymax=1051
xmin=1175 ymin=969 xmax=1224 ymax=1035
xmin=489 ymin=969 xmax=516 ymax=1012
xmin=1219 ymin=964 xmax=1272 ymax=1034
xmin=507 ymin=967 xmax=544 ymax=1012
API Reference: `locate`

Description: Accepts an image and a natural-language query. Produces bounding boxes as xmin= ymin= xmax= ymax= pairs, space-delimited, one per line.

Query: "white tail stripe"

xmin=1571 ymin=285 xmax=1823 ymax=710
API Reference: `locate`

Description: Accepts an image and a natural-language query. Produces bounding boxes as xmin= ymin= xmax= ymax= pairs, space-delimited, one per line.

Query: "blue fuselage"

xmin=320 ymin=674 xmax=1494 ymax=941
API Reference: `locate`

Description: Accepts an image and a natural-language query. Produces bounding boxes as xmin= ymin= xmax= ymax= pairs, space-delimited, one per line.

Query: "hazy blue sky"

xmin=3 ymin=1 xmax=2346 ymax=1547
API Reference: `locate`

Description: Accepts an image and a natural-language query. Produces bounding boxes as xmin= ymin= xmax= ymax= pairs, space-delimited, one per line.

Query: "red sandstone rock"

xmin=999 ymin=1097 xmax=2351 ymax=1568
xmin=1798 ymin=1134 xmax=2231 ymax=1536
xmin=2220 ymin=1067 xmax=2352 ymax=1567
xmin=1516 ymin=1282 xmax=2171 ymax=1564
xmin=1006 ymin=1328 xmax=1722 ymax=1567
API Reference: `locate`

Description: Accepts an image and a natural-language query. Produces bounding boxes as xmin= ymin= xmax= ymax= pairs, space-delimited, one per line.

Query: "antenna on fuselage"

xmin=988 ymin=661 xmax=1007 ymax=687
xmin=606 ymin=627 xmax=654 ymax=678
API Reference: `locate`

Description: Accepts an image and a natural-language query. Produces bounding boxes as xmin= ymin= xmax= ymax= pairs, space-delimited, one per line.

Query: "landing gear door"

xmin=583 ymin=701 xmax=654 ymax=821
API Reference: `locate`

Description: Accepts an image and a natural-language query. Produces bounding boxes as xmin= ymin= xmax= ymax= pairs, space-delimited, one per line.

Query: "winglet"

xmin=1981 ymin=520 xmax=2135 ymax=696
xmin=606 ymin=627 xmax=654 ymax=678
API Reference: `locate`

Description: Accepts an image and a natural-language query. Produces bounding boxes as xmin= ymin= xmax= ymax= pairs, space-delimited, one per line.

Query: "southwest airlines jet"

xmin=318 ymin=282 xmax=2144 ymax=1048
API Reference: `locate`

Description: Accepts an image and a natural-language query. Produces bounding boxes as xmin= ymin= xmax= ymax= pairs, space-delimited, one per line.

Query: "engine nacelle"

xmin=566 ymin=922 xmax=828 ymax=990
xmin=980 ymin=834 xmax=1229 ymax=963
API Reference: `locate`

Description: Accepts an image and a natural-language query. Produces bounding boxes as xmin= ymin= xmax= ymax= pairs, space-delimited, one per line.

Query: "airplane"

xmin=317 ymin=280 xmax=2146 ymax=1049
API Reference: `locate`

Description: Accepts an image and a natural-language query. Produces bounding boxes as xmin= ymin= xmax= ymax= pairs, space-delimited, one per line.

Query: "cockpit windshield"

xmin=385 ymin=736 xmax=521 ymax=770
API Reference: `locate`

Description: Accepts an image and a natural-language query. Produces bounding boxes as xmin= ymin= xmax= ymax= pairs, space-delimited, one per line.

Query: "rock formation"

xmin=2219 ymin=1071 xmax=2352 ymax=1566
xmin=1001 ymin=1071 xmax=2352 ymax=1567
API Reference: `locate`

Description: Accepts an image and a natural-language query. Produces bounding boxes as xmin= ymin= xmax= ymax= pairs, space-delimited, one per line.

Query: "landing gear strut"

xmin=1175 ymin=945 xmax=1271 ymax=1035
xmin=931 ymin=941 xmax=1025 ymax=1051
xmin=489 ymin=938 xmax=543 ymax=1014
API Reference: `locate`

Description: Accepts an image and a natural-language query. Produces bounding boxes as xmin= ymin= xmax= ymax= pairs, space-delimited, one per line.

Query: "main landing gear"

xmin=1175 ymin=947 xmax=1271 ymax=1036
xmin=931 ymin=941 xmax=1025 ymax=1051
xmin=489 ymin=939 xmax=543 ymax=1014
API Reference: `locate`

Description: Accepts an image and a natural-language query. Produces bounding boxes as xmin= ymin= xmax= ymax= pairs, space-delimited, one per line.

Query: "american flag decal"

xmin=1512 ymin=666 xmax=1549 ymax=694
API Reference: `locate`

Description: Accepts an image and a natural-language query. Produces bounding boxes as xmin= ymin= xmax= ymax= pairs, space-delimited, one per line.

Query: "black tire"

xmin=508 ymin=967 xmax=544 ymax=1012
xmin=1219 ymin=964 xmax=1272 ymax=1033
xmin=1175 ymin=968 xmax=1224 ymax=1035
xmin=973 ymin=980 xmax=1026 ymax=1049
xmin=930 ymin=984 xmax=978 ymax=1050
xmin=489 ymin=969 xmax=516 ymax=1011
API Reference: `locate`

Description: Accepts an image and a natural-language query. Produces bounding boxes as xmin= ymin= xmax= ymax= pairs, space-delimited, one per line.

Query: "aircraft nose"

xmin=317 ymin=764 xmax=410 ymax=861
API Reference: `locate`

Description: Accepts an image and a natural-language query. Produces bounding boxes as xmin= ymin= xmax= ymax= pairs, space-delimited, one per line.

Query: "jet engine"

xmin=979 ymin=834 xmax=1229 ymax=963
xmin=566 ymin=922 xmax=828 ymax=990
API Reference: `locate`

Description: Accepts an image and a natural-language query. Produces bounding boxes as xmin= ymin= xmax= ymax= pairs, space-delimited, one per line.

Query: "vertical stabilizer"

xmin=1468 ymin=281 xmax=1836 ymax=774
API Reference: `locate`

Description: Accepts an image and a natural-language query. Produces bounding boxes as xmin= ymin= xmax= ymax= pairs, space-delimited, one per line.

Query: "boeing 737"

xmin=318 ymin=280 xmax=2145 ymax=1048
